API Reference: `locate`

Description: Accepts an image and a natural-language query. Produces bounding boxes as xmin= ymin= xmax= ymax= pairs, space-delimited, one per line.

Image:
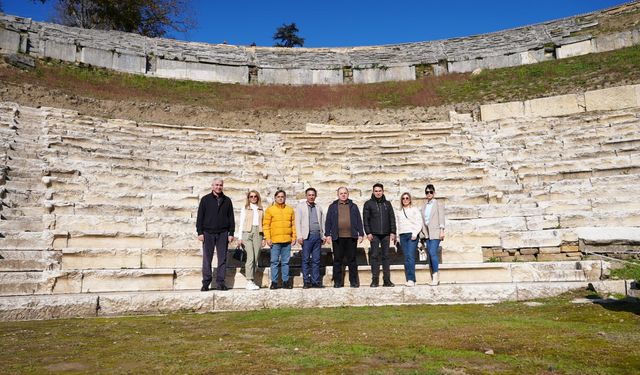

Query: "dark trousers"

xmin=302 ymin=232 xmax=322 ymax=285
xmin=370 ymin=234 xmax=391 ymax=283
xmin=332 ymin=237 xmax=358 ymax=287
xmin=202 ymin=231 xmax=228 ymax=287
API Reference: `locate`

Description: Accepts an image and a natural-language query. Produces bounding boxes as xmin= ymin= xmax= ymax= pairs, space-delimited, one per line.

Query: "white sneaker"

xmin=405 ymin=280 xmax=415 ymax=287
xmin=430 ymin=272 xmax=440 ymax=286
xmin=245 ymin=281 xmax=260 ymax=290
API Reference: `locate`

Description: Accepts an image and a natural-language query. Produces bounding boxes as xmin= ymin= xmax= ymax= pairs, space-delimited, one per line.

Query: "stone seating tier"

xmin=1 ymin=85 xmax=639 ymax=295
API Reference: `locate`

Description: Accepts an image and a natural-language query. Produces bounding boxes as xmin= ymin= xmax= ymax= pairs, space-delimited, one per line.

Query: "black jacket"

xmin=196 ymin=192 xmax=235 ymax=236
xmin=325 ymin=199 xmax=365 ymax=240
xmin=363 ymin=194 xmax=396 ymax=235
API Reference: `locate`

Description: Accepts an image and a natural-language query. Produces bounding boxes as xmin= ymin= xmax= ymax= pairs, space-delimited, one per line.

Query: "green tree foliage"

xmin=273 ymin=22 xmax=304 ymax=48
xmin=36 ymin=0 xmax=195 ymax=37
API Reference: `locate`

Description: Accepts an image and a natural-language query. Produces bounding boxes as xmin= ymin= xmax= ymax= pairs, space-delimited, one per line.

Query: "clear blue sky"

xmin=2 ymin=0 xmax=628 ymax=47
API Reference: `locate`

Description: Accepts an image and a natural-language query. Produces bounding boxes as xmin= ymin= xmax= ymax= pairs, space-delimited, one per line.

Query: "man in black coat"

xmin=196 ymin=178 xmax=235 ymax=291
xmin=363 ymin=183 xmax=396 ymax=287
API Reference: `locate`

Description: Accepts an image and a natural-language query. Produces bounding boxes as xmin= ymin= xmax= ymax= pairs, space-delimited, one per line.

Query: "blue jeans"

xmin=399 ymin=233 xmax=418 ymax=282
xmin=301 ymin=232 xmax=322 ymax=285
xmin=270 ymin=243 xmax=291 ymax=283
xmin=427 ymin=239 xmax=441 ymax=273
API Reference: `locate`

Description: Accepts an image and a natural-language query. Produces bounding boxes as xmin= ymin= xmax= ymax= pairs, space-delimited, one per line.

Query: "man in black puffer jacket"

xmin=363 ymin=183 xmax=397 ymax=287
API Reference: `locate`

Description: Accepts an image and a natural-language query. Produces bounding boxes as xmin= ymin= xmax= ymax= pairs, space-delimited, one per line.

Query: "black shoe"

xmin=270 ymin=282 xmax=279 ymax=290
xmin=383 ymin=281 xmax=395 ymax=287
xmin=312 ymin=283 xmax=325 ymax=289
xmin=215 ymin=284 xmax=229 ymax=291
xmin=200 ymin=285 xmax=209 ymax=292
xmin=350 ymin=283 xmax=359 ymax=288
xmin=370 ymin=282 xmax=379 ymax=288
xmin=303 ymin=282 xmax=311 ymax=289
xmin=333 ymin=283 xmax=342 ymax=288
xmin=284 ymin=280 xmax=293 ymax=289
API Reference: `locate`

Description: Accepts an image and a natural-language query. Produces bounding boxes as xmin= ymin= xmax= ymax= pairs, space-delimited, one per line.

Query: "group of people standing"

xmin=196 ymin=178 xmax=445 ymax=291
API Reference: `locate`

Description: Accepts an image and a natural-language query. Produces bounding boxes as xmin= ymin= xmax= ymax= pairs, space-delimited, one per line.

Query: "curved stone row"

xmin=1 ymin=3 xmax=640 ymax=84
xmin=0 ymin=85 xmax=639 ymax=296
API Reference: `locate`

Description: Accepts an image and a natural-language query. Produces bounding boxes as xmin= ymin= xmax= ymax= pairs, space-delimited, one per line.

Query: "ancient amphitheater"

xmin=1 ymin=3 xmax=639 ymax=320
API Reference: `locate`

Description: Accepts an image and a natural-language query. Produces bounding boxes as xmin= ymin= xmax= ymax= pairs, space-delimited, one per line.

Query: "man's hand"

xmin=267 ymin=239 xmax=273 ymax=247
xmin=358 ymin=236 xmax=363 ymax=244
xmin=291 ymin=238 xmax=297 ymax=246
xmin=390 ymin=234 xmax=396 ymax=244
xmin=228 ymin=236 xmax=234 ymax=244
xmin=197 ymin=234 xmax=204 ymax=242
xmin=367 ymin=234 xmax=373 ymax=241
xmin=297 ymin=238 xmax=304 ymax=245
xmin=325 ymin=237 xmax=332 ymax=245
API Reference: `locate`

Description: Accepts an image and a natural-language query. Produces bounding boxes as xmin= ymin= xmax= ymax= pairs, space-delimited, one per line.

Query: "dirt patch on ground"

xmin=0 ymin=80 xmax=460 ymax=132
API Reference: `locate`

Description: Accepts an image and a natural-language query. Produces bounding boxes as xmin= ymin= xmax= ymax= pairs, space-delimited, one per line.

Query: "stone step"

xmin=0 ymin=217 xmax=44 ymax=231
xmin=1 ymin=279 xmax=632 ymax=321
xmin=0 ymin=270 xmax=56 ymax=295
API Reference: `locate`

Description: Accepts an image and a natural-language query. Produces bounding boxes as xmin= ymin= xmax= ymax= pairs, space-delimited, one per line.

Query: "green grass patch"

xmin=3 ymin=44 xmax=640 ymax=112
xmin=611 ymin=260 xmax=640 ymax=280
xmin=1 ymin=290 xmax=638 ymax=374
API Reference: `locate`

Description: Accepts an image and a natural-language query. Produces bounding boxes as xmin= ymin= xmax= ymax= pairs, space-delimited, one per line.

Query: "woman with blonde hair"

xmin=395 ymin=192 xmax=423 ymax=287
xmin=237 ymin=190 xmax=265 ymax=290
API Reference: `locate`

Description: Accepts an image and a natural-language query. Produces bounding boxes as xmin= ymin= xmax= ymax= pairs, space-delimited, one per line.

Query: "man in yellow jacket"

xmin=263 ymin=190 xmax=297 ymax=289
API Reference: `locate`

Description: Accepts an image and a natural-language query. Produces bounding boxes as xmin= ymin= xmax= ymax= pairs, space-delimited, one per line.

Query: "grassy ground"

xmin=2 ymin=44 xmax=640 ymax=112
xmin=1 ymin=290 xmax=638 ymax=374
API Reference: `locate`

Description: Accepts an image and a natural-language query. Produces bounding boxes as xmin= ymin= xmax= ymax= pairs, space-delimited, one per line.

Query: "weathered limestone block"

xmin=212 ymin=289 xmax=269 ymax=311
xmin=0 ymin=271 xmax=57 ymax=295
xmin=515 ymin=281 xmax=589 ymax=300
xmin=440 ymin=244 xmax=484 ymax=263
xmin=80 ymin=46 xmax=113 ymax=69
xmin=113 ymin=52 xmax=146 ymax=74
xmin=42 ymin=40 xmax=77 ymax=62
xmin=61 ymin=248 xmax=142 ymax=270
xmin=141 ymin=248 xmax=201 ymax=268
xmin=501 ymin=230 xmax=562 ymax=249
xmin=51 ymin=271 xmax=82 ymax=294
xmin=352 ymin=66 xmax=415 ymax=84
xmin=257 ymin=68 xmax=342 ymax=85
xmin=556 ymin=40 xmax=594 ymax=59
xmin=525 ymin=215 xmax=560 ymax=230
xmin=511 ymin=262 xmax=588 ymax=282
xmin=54 ymin=215 xmax=147 ymax=232
xmin=404 ymin=283 xmax=517 ymax=304
xmin=98 ymin=291 xmax=213 ymax=316
xmin=0 ymin=28 xmax=20 ymax=52
xmin=539 ymin=246 xmax=561 ymax=254
xmin=537 ymin=253 xmax=573 ymax=261
xmin=585 ymin=85 xmax=640 ymax=112
xmin=0 ymin=294 xmax=97 ymax=321
xmin=575 ymin=226 xmax=640 ymax=244
xmin=57 ymin=233 xmax=163 ymax=249
xmin=525 ymin=94 xmax=584 ymax=118
xmin=81 ymin=269 xmax=174 ymax=293
xmin=480 ymin=101 xmax=524 ymax=121
xmin=439 ymin=263 xmax=511 ymax=283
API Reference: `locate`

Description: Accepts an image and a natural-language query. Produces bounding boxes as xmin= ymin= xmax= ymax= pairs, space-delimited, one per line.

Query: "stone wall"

xmin=1 ymin=2 xmax=639 ymax=85
xmin=1 ymin=84 xmax=639 ymax=295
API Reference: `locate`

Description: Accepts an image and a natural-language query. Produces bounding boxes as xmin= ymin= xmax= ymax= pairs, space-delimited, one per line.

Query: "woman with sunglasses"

xmin=237 ymin=190 xmax=265 ymax=290
xmin=421 ymin=184 xmax=445 ymax=285
xmin=395 ymin=192 xmax=423 ymax=287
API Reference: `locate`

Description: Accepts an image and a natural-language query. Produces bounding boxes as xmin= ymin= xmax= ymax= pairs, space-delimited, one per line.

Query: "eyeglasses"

xmin=401 ymin=197 xmax=410 ymax=200
xmin=426 ymin=191 xmax=434 ymax=195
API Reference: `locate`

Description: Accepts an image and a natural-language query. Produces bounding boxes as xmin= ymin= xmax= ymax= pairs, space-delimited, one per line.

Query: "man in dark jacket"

xmin=325 ymin=186 xmax=364 ymax=288
xmin=363 ymin=183 xmax=397 ymax=287
xmin=196 ymin=178 xmax=235 ymax=291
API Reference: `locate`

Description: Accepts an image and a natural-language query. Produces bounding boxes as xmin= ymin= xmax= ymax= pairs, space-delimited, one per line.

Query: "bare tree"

xmin=40 ymin=0 xmax=196 ymax=37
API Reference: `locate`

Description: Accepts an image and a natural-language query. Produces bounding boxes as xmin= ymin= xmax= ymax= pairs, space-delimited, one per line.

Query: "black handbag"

xmin=232 ymin=245 xmax=247 ymax=262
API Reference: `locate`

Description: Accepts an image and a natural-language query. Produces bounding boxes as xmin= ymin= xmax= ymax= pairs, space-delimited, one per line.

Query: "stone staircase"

xmin=0 ymin=87 xmax=638 ymax=297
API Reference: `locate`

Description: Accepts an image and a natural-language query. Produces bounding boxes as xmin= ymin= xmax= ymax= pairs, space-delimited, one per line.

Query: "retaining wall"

xmin=1 ymin=2 xmax=640 ymax=85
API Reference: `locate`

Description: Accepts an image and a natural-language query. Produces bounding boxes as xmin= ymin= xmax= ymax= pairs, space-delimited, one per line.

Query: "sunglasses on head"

xmin=426 ymin=191 xmax=434 ymax=195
